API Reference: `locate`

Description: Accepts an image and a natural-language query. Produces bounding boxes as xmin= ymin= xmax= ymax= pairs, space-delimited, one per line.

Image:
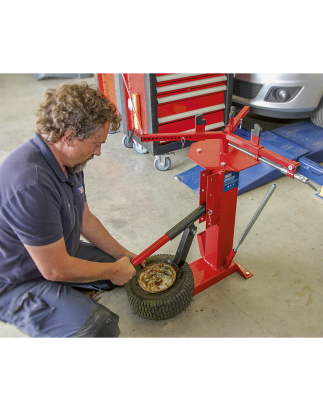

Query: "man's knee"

xmin=75 ymin=242 xmax=117 ymax=264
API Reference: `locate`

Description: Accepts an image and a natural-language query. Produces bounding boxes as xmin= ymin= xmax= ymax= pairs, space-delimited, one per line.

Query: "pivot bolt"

xmin=288 ymin=165 xmax=293 ymax=170
xmin=197 ymin=148 xmax=202 ymax=153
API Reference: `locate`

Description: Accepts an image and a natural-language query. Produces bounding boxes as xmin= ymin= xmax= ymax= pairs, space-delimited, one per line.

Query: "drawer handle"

xmin=158 ymin=104 xmax=225 ymax=124
xmin=157 ymin=85 xmax=227 ymax=104
xmin=156 ymin=73 xmax=208 ymax=82
xmin=157 ymin=75 xmax=227 ymax=93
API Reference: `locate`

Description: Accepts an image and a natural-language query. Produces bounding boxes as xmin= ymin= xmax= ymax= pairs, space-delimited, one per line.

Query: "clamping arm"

xmin=141 ymin=106 xmax=320 ymax=194
xmin=226 ymin=129 xmax=319 ymax=193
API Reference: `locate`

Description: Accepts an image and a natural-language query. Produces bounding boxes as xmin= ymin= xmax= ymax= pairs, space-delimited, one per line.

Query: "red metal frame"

xmin=138 ymin=106 xmax=301 ymax=295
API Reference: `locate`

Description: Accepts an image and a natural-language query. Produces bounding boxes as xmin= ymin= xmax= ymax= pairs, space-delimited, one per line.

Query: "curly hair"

xmin=35 ymin=82 xmax=122 ymax=143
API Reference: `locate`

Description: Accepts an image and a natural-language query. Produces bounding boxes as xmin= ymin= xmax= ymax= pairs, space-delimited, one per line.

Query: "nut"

xmin=197 ymin=148 xmax=202 ymax=153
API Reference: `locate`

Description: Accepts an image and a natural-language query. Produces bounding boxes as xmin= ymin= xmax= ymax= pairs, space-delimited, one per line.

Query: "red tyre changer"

xmin=131 ymin=106 xmax=308 ymax=295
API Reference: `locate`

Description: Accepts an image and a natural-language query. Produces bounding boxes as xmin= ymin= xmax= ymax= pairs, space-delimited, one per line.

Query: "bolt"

xmin=197 ymin=148 xmax=202 ymax=153
xmin=246 ymin=271 xmax=250 ymax=275
xmin=221 ymin=162 xmax=226 ymax=166
xmin=192 ymin=230 xmax=197 ymax=235
xmin=288 ymin=165 xmax=293 ymax=170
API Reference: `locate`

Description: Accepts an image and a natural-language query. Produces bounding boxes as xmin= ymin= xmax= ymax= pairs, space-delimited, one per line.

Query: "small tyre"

xmin=154 ymin=157 xmax=171 ymax=171
xmin=122 ymin=135 xmax=134 ymax=148
xmin=310 ymin=96 xmax=323 ymax=128
xmin=125 ymin=254 xmax=194 ymax=320
xmin=133 ymin=141 xmax=148 ymax=154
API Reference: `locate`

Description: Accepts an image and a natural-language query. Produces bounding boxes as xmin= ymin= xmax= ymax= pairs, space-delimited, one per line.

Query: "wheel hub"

xmin=138 ymin=263 xmax=177 ymax=293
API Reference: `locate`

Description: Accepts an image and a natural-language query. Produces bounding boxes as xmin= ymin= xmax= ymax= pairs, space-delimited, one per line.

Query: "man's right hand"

xmin=110 ymin=256 xmax=136 ymax=285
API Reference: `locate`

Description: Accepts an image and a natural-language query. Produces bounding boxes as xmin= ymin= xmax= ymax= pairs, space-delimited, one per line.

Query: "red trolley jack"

xmin=126 ymin=106 xmax=320 ymax=319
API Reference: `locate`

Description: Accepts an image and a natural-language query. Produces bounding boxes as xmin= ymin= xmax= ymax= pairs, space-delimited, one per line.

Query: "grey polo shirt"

xmin=0 ymin=133 xmax=86 ymax=293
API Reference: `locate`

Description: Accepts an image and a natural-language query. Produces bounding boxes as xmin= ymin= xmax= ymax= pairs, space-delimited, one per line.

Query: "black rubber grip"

xmin=165 ymin=204 xmax=206 ymax=241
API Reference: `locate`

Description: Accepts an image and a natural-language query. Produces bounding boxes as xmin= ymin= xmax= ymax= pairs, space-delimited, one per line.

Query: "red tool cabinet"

xmin=96 ymin=73 xmax=234 ymax=170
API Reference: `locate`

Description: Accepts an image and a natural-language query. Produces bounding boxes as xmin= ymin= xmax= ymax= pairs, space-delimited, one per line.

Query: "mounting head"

xmin=251 ymin=124 xmax=262 ymax=138
xmin=229 ymin=106 xmax=236 ymax=118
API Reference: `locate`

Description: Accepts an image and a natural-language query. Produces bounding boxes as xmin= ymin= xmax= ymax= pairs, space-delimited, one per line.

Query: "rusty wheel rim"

xmin=138 ymin=263 xmax=177 ymax=293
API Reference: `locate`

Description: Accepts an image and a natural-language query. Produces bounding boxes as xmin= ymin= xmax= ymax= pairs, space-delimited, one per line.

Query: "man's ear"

xmin=61 ymin=130 xmax=76 ymax=147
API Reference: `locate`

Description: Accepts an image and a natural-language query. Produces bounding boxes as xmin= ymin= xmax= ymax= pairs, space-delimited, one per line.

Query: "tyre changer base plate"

xmin=138 ymin=263 xmax=177 ymax=293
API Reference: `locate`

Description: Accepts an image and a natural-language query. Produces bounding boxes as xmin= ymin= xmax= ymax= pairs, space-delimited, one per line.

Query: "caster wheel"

xmin=154 ymin=157 xmax=171 ymax=171
xmin=133 ymin=141 xmax=148 ymax=154
xmin=122 ymin=135 xmax=133 ymax=148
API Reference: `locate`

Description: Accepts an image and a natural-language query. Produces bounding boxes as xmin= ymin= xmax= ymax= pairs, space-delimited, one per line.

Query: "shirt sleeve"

xmin=2 ymin=182 xmax=64 ymax=246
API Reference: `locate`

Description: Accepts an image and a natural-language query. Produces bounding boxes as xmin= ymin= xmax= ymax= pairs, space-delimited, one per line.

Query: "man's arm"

xmin=81 ymin=202 xmax=145 ymax=266
xmin=24 ymin=202 xmax=144 ymax=285
xmin=24 ymin=238 xmax=135 ymax=285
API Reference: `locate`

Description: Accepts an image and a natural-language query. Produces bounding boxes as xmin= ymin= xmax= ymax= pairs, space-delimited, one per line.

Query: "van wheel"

xmin=310 ymin=96 xmax=323 ymax=128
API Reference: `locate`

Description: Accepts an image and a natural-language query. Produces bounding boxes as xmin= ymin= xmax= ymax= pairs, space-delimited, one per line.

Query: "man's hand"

xmin=110 ymin=256 xmax=136 ymax=286
xmin=126 ymin=252 xmax=146 ymax=268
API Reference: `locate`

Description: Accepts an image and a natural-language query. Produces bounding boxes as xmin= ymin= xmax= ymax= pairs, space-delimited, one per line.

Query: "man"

xmin=0 ymin=82 xmax=144 ymax=338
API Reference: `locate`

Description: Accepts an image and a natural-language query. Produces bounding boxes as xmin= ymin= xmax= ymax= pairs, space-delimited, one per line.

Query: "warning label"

xmin=223 ymin=171 xmax=239 ymax=192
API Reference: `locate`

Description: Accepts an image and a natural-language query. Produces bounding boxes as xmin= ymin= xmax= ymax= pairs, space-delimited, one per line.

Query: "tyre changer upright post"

xmin=133 ymin=106 xmax=319 ymax=295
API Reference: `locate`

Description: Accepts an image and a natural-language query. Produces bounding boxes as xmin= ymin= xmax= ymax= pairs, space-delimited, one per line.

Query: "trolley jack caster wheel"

xmin=133 ymin=140 xmax=148 ymax=154
xmin=154 ymin=153 xmax=174 ymax=171
xmin=122 ymin=134 xmax=133 ymax=148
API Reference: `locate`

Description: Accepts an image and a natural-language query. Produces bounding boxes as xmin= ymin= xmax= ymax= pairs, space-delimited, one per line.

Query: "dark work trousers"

xmin=0 ymin=242 xmax=121 ymax=338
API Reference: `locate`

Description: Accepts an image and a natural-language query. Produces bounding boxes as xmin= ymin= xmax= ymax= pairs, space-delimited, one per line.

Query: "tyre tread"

xmin=125 ymin=254 xmax=194 ymax=320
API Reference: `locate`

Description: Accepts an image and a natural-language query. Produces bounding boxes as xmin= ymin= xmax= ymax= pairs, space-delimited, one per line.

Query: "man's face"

xmin=66 ymin=122 xmax=110 ymax=174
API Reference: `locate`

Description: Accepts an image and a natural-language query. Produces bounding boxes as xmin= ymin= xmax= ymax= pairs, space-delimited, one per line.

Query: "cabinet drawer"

xmin=157 ymin=91 xmax=225 ymax=118
xmin=158 ymin=110 xmax=224 ymax=133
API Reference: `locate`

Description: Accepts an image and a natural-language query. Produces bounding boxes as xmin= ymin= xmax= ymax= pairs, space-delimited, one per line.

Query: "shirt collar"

xmin=32 ymin=133 xmax=73 ymax=185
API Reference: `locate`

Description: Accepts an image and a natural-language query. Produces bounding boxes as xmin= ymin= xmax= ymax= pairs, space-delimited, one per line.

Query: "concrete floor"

xmin=1 ymin=73 xmax=323 ymax=338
